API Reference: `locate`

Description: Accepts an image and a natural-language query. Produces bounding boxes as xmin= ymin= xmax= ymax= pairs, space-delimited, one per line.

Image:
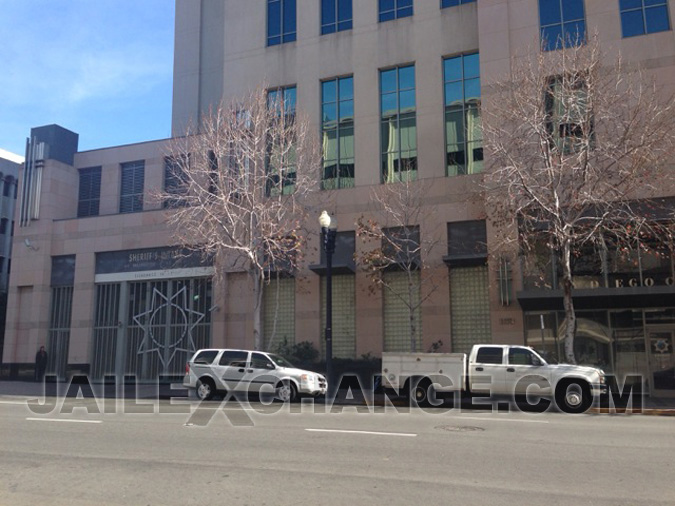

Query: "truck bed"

xmin=382 ymin=352 xmax=466 ymax=392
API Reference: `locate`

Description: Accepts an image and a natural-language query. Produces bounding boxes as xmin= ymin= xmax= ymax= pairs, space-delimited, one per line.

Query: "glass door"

xmin=647 ymin=328 xmax=675 ymax=395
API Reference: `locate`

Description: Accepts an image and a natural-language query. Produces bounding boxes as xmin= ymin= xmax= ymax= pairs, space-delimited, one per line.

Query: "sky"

xmin=0 ymin=0 xmax=175 ymax=158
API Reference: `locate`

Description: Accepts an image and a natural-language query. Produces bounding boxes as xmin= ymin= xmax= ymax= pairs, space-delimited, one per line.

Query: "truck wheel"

xmin=555 ymin=380 xmax=591 ymax=414
xmin=196 ymin=378 xmax=215 ymax=401
xmin=276 ymin=380 xmax=298 ymax=403
xmin=409 ymin=378 xmax=432 ymax=407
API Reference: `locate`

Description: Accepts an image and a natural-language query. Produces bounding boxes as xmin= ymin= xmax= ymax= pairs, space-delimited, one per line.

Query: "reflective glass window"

xmin=379 ymin=0 xmax=413 ymax=22
xmin=380 ymin=65 xmax=417 ymax=183
xmin=322 ymin=76 xmax=355 ymax=190
xmin=539 ymin=0 xmax=586 ymax=50
xmin=322 ymin=0 xmax=353 ymax=34
xmin=268 ymin=0 xmax=296 ymax=46
xmin=444 ymin=53 xmax=483 ymax=176
xmin=620 ymin=0 xmax=671 ymax=37
xmin=441 ymin=0 xmax=476 ymax=8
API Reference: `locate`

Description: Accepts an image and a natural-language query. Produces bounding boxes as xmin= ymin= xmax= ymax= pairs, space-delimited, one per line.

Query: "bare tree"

xmin=161 ymin=85 xmax=321 ymax=350
xmin=483 ymin=35 xmax=675 ymax=363
xmin=356 ymin=179 xmax=441 ymax=352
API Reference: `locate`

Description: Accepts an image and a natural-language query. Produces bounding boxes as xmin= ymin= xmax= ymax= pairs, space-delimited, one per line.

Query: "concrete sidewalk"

xmin=1 ymin=379 xmax=674 ymax=415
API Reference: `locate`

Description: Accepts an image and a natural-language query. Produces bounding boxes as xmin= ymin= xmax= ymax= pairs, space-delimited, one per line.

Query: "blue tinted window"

xmin=539 ymin=0 xmax=586 ymax=50
xmin=379 ymin=0 xmax=414 ymax=22
xmin=620 ymin=0 xmax=670 ymax=37
xmin=444 ymin=53 xmax=483 ymax=177
xmin=268 ymin=0 xmax=296 ymax=46
xmin=322 ymin=76 xmax=355 ymax=190
xmin=441 ymin=0 xmax=476 ymax=8
xmin=322 ymin=0 xmax=353 ymax=34
xmin=380 ymin=65 xmax=417 ymax=182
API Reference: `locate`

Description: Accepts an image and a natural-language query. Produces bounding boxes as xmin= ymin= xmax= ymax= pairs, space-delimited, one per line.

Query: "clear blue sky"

xmin=0 ymin=0 xmax=175 ymax=157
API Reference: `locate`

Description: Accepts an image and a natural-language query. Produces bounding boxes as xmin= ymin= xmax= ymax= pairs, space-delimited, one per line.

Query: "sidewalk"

xmin=1 ymin=379 xmax=674 ymax=415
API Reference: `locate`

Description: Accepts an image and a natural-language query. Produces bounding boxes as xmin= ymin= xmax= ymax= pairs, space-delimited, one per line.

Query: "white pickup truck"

xmin=382 ymin=344 xmax=607 ymax=413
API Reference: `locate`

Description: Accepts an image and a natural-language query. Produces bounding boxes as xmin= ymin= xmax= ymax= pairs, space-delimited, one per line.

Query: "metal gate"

xmin=47 ymin=286 xmax=73 ymax=379
xmin=92 ymin=278 xmax=212 ymax=379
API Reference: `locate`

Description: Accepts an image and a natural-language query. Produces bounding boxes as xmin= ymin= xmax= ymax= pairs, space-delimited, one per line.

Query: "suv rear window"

xmin=475 ymin=347 xmax=503 ymax=364
xmin=193 ymin=350 xmax=218 ymax=364
xmin=219 ymin=350 xmax=249 ymax=366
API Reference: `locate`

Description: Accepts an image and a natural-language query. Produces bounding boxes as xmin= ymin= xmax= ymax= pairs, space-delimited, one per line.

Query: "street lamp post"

xmin=319 ymin=210 xmax=337 ymax=396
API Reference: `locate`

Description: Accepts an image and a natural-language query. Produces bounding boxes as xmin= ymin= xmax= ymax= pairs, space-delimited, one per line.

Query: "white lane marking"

xmin=306 ymin=428 xmax=417 ymax=437
xmin=26 ymin=417 xmax=102 ymax=424
xmin=0 ymin=400 xmax=31 ymax=405
xmin=457 ymin=416 xmax=549 ymax=424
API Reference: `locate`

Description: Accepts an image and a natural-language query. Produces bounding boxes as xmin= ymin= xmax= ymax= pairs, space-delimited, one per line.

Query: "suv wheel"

xmin=196 ymin=378 xmax=215 ymax=401
xmin=276 ymin=381 xmax=297 ymax=403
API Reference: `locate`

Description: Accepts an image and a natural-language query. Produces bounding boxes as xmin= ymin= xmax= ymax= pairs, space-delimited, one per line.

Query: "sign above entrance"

xmin=95 ymin=247 xmax=214 ymax=283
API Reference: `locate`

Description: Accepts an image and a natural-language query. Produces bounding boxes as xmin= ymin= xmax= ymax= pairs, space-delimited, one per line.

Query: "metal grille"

xmin=450 ymin=265 xmax=492 ymax=354
xmin=47 ymin=286 xmax=73 ymax=378
xmin=127 ymin=279 xmax=212 ymax=378
xmin=320 ymin=275 xmax=356 ymax=359
xmin=383 ymin=270 xmax=422 ymax=352
xmin=92 ymin=278 xmax=212 ymax=379
xmin=263 ymin=277 xmax=295 ymax=351
xmin=77 ymin=166 xmax=101 ymax=217
xmin=119 ymin=160 xmax=144 ymax=213
xmin=91 ymin=283 xmax=121 ymax=379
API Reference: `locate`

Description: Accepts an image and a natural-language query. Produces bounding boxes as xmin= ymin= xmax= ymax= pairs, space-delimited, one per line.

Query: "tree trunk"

xmin=252 ymin=271 xmax=264 ymax=351
xmin=408 ymin=273 xmax=416 ymax=352
xmin=561 ymin=240 xmax=577 ymax=364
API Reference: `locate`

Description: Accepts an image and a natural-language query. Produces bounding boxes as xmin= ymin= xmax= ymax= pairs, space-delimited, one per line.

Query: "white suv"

xmin=184 ymin=349 xmax=327 ymax=402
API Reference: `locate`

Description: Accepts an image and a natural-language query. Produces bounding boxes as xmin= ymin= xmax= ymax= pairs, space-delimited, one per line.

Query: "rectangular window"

xmin=119 ymin=161 xmax=144 ymax=214
xmin=545 ymin=74 xmax=591 ymax=154
xmin=267 ymin=86 xmax=297 ymax=196
xmin=321 ymin=76 xmax=355 ymax=190
xmin=620 ymin=0 xmax=670 ymax=37
xmin=322 ymin=0 xmax=353 ymax=34
xmin=441 ymin=0 xmax=476 ymax=8
xmin=164 ymin=156 xmax=188 ymax=208
xmin=77 ymin=166 xmax=101 ymax=218
xmin=539 ymin=0 xmax=586 ymax=50
xmin=379 ymin=0 xmax=413 ymax=22
xmin=268 ymin=0 xmax=296 ymax=46
xmin=475 ymin=346 xmax=503 ymax=364
xmin=447 ymin=220 xmax=487 ymax=261
xmin=380 ymin=65 xmax=417 ymax=183
xmin=444 ymin=53 xmax=482 ymax=177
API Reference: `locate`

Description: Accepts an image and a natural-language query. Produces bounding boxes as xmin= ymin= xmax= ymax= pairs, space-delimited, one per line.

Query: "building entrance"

xmin=91 ymin=278 xmax=212 ymax=380
xmin=647 ymin=327 xmax=675 ymax=394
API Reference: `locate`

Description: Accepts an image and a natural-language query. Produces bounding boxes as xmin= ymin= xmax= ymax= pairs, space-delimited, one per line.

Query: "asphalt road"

xmin=0 ymin=396 xmax=673 ymax=506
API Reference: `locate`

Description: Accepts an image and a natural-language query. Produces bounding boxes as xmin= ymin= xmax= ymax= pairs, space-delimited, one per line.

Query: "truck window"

xmin=218 ymin=350 xmax=249 ymax=366
xmin=475 ymin=347 xmax=503 ymax=364
xmin=508 ymin=348 xmax=536 ymax=365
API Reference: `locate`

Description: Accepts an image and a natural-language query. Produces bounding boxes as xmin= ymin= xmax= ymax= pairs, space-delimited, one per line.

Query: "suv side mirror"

xmin=531 ymin=356 xmax=543 ymax=366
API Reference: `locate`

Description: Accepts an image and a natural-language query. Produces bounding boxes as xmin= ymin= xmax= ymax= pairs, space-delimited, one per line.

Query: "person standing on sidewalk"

xmin=35 ymin=346 xmax=48 ymax=382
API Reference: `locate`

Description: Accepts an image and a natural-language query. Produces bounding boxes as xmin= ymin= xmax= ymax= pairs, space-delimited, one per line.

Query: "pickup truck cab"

xmin=382 ymin=344 xmax=607 ymax=413
xmin=184 ymin=348 xmax=327 ymax=402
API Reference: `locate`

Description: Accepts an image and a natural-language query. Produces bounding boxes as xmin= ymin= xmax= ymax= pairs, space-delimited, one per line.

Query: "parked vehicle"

xmin=382 ymin=344 xmax=607 ymax=413
xmin=184 ymin=348 xmax=327 ymax=402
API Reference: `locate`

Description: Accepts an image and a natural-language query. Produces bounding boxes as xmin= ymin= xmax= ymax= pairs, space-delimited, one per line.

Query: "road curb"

xmin=590 ymin=407 xmax=675 ymax=416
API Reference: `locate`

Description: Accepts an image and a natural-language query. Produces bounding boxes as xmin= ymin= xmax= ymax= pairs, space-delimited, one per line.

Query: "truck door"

xmin=506 ymin=347 xmax=552 ymax=396
xmin=469 ymin=346 xmax=507 ymax=395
